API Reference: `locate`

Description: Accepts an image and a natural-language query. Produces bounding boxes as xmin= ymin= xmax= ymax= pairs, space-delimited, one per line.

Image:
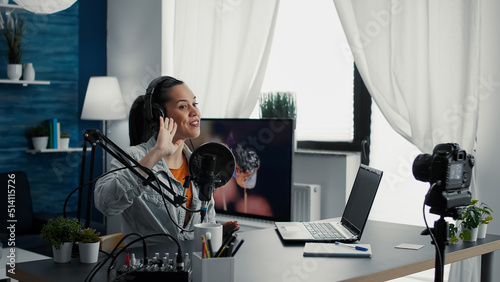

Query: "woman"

xmin=94 ymin=76 xmax=238 ymax=244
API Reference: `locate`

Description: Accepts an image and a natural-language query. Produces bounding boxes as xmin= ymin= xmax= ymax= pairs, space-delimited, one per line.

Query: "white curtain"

xmin=162 ymin=0 xmax=280 ymax=118
xmin=333 ymin=0 xmax=482 ymax=281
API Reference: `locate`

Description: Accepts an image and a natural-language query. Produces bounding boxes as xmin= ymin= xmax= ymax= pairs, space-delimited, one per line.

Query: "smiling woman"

xmin=94 ymin=76 xmax=239 ymax=245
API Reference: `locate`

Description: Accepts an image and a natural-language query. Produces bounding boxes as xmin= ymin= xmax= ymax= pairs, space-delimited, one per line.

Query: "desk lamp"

xmin=81 ymin=76 xmax=126 ymax=172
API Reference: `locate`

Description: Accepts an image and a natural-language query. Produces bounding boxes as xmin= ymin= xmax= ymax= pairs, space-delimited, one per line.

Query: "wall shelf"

xmin=0 ymin=3 xmax=26 ymax=14
xmin=26 ymin=148 xmax=82 ymax=154
xmin=0 ymin=79 xmax=51 ymax=86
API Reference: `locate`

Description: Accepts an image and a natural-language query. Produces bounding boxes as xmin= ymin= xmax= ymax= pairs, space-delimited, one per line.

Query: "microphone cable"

xmin=150 ymin=170 xmax=197 ymax=233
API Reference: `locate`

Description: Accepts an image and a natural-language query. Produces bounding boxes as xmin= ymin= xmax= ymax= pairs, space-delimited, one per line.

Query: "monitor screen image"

xmin=189 ymin=118 xmax=294 ymax=222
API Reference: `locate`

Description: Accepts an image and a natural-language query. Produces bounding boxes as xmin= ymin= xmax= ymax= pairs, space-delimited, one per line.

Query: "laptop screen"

xmin=341 ymin=164 xmax=383 ymax=238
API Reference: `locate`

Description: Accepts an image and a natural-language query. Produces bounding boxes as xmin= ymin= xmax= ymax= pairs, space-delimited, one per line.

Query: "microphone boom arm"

xmin=78 ymin=129 xmax=187 ymax=227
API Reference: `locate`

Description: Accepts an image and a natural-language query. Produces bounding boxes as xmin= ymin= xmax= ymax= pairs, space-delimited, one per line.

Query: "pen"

xmin=202 ymin=237 xmax=206 ymax=258
xmin=335 ymin=242 xmax=368 ymax=251
xmin=202 ymin=236 xmax=210 ymax=258
xmin=231 ymin=239 xmax=244 ymax=257
xmin=206 ymin=232 xmax=214 ymax=258
xmin=216 ymin=234 xmax=238 ymax=257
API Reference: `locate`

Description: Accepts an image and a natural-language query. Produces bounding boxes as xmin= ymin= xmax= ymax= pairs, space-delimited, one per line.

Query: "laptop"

xmin=275 ymin=164 xmax=383 ymax=243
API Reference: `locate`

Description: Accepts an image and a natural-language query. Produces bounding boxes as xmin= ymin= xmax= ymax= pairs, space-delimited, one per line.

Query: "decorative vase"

xmin=23 ymin=62 xmax=35 ymax=81
xmin=59 ymin=137 xmax=70 ymax=149
xmin=478 ymin=224 xmax=488 ymax=239
xmin=7 ymin=64 xmax=22 ymax=80
xmin=52 ymin=242 xmax=73 ymax=263
xmin=31 ymin=136 xmax=48 ymax=150
xmin=78 ymin=241 xmax=100 ymax=263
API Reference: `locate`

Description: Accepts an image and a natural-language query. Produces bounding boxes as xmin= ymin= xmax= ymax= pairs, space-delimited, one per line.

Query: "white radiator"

xmin=291 ymin=183 xmax=321 ymax=221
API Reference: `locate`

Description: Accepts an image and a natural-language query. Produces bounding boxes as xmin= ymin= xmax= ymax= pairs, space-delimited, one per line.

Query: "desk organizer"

xmin=192 ymin=252 xmax=234 ymax=282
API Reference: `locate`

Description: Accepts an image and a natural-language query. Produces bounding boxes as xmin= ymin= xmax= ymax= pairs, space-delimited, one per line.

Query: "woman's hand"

xmin=154 ymin=117 xmax=183 ymax=157
xmin=222 ymin=221 xmax=240 ymax=238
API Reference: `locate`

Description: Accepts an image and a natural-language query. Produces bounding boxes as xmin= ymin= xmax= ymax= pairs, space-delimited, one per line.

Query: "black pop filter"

xmin=188 ymin=142 xmax=235 ymax=202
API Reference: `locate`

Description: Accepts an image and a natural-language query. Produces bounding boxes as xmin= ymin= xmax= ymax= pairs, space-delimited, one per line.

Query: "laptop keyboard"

xmin=303 ymin=222 xmax=345 ymax=239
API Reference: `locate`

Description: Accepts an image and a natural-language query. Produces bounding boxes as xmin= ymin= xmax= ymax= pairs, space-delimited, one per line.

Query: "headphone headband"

xmin=144 ymin=77 xmax=171 ymax=128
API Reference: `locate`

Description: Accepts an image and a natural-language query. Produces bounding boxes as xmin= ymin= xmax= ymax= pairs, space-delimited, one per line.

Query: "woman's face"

xmin=164 ymin=84 xmax=201 ymax=141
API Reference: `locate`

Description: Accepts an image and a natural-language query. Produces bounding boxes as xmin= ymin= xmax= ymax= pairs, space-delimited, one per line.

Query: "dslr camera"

xmin=413 ymin=143 xmax=475 ymax=217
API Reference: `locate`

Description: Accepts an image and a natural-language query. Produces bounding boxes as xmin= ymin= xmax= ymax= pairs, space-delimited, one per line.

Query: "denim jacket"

xmin=94 ymin=136 xmax=216 ymax=243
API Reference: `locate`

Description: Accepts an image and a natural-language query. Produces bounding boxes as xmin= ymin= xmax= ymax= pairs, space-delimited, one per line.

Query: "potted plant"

xmin=2 ymin=17 xmax=25 ymax=80
xmin=26 ymin=123 xmax=49 ymax=150
xmin=77 ymin=227 xmax=101 ymax=263
xmin=40 ymin=216 xmax=81 ymax=263
xmin=477 ymin=201 xmax=493 ymax=239
xmin=60 ymin=131 xmax=71 ymax=149
xmin=459 ymin=201 xmax=482 ymax=242
xmin=259 ymin=91 xmax=297 ymax=120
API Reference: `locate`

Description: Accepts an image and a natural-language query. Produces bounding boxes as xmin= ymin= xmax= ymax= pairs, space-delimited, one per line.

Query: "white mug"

xmin=194 ymin=223 xmax=223 ymax=254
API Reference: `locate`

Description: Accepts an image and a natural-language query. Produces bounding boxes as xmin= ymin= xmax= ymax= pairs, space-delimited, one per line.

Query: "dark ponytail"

xmin=129 ymin=95 xmax=154 ymax=146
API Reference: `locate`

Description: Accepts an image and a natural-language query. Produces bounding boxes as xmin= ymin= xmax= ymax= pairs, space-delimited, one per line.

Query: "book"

xmin=51 ymin=118 xmax=58 ymax=149
xmin=56 ymin=122 xmax=61 ymax=148
xmin=46 ymin=120 xmax=53 ymax=148
xmin=303 ymin=242 xmax=372 ymax=258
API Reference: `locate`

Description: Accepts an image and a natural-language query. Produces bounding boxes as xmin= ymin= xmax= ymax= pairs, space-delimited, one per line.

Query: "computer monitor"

xmin=190 ymin=118 xmax=294 ymax=222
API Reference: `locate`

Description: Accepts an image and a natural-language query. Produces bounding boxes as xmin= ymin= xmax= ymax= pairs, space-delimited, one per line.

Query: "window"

xmin=251 ymin=0 xmax=371 ymax=158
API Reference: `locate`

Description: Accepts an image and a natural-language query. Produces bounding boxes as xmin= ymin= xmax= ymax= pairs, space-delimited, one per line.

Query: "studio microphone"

xmin=198 ymin=154 xmax=218 ymax=202
xmin=188 ymin=142 xmax=235 ymax=222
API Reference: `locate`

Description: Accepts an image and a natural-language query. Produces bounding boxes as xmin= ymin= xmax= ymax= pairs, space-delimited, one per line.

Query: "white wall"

xmin=293 ymin=151 xmax=360 ymax=219
xmin=105 ymin=0 xmax=162 ymax=233
xmin=107 ymin=0 xmax=163 ymax=152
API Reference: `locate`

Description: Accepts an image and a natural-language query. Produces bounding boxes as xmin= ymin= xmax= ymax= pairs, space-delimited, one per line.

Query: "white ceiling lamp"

xmin=12 ymin=0 xmax=77 ymax=14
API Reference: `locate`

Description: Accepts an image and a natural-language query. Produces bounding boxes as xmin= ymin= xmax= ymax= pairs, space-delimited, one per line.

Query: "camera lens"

xmin=412 ymin=153 xmax=433 ymax=182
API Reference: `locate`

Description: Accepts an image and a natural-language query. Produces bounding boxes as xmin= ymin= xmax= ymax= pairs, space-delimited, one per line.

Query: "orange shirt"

xmin=169 ymin=156 xmax=193 ymax=208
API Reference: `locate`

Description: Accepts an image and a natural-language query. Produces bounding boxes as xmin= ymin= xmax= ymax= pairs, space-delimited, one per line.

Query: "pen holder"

xmin=192 ymin=252 xmax=235 ymax=282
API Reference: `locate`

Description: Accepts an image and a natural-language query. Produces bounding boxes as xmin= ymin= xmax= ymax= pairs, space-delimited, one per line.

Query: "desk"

xmin=6 ymin=220 xmax=500 ymax=281
xmin=1 ymin=247 xmax=49 ymax=281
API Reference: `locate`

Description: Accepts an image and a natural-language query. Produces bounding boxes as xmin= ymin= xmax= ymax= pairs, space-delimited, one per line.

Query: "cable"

xmin=85 ymin=233 xmax=144 ymax=282
xmin=63 ymin=166 xmax=139 ymax=218
xmin=150 ymin=170 xmax=196 ymax=233
xmin=99 ymin=233 xmax=183 ymax=282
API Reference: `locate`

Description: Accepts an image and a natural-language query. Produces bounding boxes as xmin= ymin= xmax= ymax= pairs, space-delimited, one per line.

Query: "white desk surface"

xmin=1 ymin=247 xmax=50 ymax=280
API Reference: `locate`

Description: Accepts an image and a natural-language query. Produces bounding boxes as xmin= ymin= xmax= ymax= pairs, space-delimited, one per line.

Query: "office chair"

xmin=0 ymin=171 xmax=53 ymax=256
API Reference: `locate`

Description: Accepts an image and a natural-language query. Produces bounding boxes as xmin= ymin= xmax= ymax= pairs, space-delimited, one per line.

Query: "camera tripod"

xmin=430 ymin=216 xmax=449 ymax=282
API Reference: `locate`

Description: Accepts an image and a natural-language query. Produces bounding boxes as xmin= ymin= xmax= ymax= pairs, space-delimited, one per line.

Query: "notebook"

xmin=275 ymin=164 xmax=383 ymax=243
xmin=303 ymin=242 xmax=372 ymax=257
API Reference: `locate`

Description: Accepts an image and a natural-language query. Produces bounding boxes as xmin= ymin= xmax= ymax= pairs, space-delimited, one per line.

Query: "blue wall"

xmin=0 ymin=1 xmax=107 ymax=220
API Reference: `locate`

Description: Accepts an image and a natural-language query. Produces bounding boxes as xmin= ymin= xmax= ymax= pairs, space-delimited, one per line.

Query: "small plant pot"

xmin=52 ymin=242 xmax=73 ymax=263
xmin=32 ymin=136 xmax=48 ymax=150
xmin=478 ymin=224 xmax=488 ymax=239
xmin=59 ymin=137 xmax=70 ymax=149
xmin=78 ymin=241 xmax=100 ymax=263
xmin=462 ymin=227 xmax=479 ymax=242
